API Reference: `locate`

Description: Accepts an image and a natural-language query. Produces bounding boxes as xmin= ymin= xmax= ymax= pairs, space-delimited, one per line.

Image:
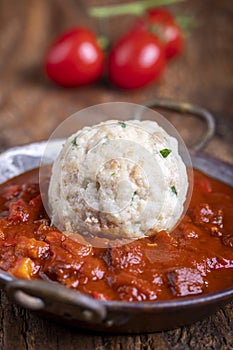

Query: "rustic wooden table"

xmin=0 ymin=0 xmax=233 ymax=349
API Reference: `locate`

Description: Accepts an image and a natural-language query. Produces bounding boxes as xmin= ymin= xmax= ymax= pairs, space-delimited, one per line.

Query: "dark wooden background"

xmin=0 ymin=0 xmax=233 ymax=349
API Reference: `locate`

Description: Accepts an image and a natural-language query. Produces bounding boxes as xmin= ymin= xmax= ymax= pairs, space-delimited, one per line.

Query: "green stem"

xmin=88 ymin=0 xmax=186 ymax=18
xmin=97 ymin=35 xmax=110 ymax=51
xmin=176 ymin=15 xmax=197 ymax=35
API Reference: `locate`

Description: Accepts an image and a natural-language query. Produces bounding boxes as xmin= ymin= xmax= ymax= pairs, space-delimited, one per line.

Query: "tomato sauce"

xmin=0 ymin=168 xmax=232 ymax=302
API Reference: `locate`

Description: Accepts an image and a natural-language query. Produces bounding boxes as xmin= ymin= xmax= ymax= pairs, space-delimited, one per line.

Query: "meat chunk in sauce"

xmin=167 ymin=268 xmax=206 ymax=297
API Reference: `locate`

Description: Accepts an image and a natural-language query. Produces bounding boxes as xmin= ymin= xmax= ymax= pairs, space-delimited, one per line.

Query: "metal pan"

xmin=0 ymin=100 xmax=232 ymax=333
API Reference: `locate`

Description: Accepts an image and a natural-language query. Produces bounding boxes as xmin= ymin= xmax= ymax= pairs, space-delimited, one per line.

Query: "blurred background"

xmin=0 ymin=0 xmax=232 ymax=162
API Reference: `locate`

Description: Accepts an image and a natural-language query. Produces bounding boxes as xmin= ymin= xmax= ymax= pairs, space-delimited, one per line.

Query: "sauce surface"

xmin=0 ymin=168 xmax=232 ymax=301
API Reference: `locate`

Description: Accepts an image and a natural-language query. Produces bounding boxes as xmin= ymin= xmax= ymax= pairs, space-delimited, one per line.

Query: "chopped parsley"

xmin=110 ymin=172 xmax=116 ymax=177
xmin=130 ymin=191 xmax=138 ymax=206
xmin=132 ymin=191 xmax=138 ymax=200
xmin=170 ymin=185 xmax=178 ymax=196
xmin=160 ymin=148 xmax=172 ymax=158
xmin=71 ymin=136 xmax=78 ymax=146
xmin=119 ymin=121 xmax=127 ymax=128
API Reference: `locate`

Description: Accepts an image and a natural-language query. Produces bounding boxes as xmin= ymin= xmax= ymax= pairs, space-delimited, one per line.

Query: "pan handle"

xmin=144 ymin=99 xmax=215 ymax=151
xmin=5 ymin=278 xmax=107 ymax=323
xmin=0 ymin=270 xmax=15 ymax=285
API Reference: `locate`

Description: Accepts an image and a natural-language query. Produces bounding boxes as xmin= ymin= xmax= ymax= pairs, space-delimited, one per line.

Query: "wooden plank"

xmin=0 ymin=0 xmax=232 ymax=348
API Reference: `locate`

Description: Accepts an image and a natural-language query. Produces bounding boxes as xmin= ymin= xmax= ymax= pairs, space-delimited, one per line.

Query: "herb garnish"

xmin=119 ymin=121 xmax=126 ymax=128
xmin=110 ymin=172 xmax=116 ymax=177
xmin=130 ymin=191 xmax=138 ymax=206
xmin=170 ymin=185 xmax=178 ymax=195
xmin=160 ymin=148 xmax=171 ymax=158
xmin=71 ymin=136 xmax=78 ymax=146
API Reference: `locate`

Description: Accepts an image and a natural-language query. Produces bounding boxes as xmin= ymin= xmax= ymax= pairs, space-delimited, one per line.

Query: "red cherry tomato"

xmin=149 ymin=10 xmax=183 ymax=59
xmin=44 ymin=28 xmax=105 ymax=87
xmin=108 ymin=30 xmax=166 ymax=89
xmin=134 ymin=8 xmax=184 ymax=60
xmin=147 ymin=8 xmax=175 ymax=24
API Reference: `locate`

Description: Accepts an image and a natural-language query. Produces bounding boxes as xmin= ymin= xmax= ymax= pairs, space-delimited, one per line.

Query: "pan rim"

xmin=0 ymin=140 xmax=233 ymax=311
